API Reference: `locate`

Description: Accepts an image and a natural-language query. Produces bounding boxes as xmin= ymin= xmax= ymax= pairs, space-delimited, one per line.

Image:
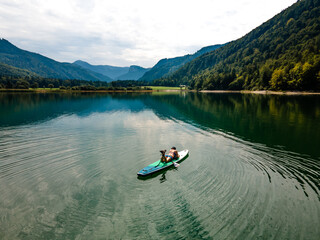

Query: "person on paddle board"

xmin=160 ymin=147 xmax=179 ymax=163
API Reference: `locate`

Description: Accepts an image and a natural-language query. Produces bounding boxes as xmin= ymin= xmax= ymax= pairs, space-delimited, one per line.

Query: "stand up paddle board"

xmin=137 ymin=149 xmax=189 ymax=176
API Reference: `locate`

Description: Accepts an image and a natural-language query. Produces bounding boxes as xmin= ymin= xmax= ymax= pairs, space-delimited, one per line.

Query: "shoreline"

xmin=0 ymin=89 xmax=154 ymax=93
xmin=1 ymin=89 xmax=320 ymax=95
xmin=199 ymin=90 xmax=320 ymax=95
xmin=0 ymin=88 xmax=187 ymax=93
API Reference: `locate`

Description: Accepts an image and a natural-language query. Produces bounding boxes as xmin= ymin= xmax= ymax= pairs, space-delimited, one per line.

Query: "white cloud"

xmin=0 ymin=0 xmax=296 ymax=67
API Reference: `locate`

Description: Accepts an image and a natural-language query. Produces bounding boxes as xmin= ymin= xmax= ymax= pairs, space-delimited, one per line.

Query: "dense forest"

xmin=155 ymin=0 xmax=320 ymax=91
xmin=0 ymin=74 xmax=154 ymax=91
xmin=0 ymin=62 xmax=39 ymax=78
xmin=0 ymin=75 xmax=108 ymax=89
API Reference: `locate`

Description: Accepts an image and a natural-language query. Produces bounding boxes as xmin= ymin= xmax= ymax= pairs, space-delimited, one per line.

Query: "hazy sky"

xmin=0 ymin=0 xmax=296 ymax=67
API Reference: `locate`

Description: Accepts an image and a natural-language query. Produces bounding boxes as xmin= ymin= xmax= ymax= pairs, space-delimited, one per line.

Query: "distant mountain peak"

xmin=73 ymin=60 xmax=149 ymax=80
xmin=116 ymin=65 xmax=150 ymax=80
xmin=0 ymin=38 xmax=21 ymax=54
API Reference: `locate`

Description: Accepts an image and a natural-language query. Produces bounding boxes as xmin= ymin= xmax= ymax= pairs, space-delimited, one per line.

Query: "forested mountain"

xmin=73 ymin=60 xmax=149 ymax=80
xmin=139 ymin=44 xmax=223 ymax=82
xmin=0 ymin=39 xmax=112 ymax=82
xmin=0 ymin=62 xmax=39 ymax=78
xmin=158 ymin=0 xmax=320 ymax=91
xmin=117 ymin=65 xmax=150 ymax=80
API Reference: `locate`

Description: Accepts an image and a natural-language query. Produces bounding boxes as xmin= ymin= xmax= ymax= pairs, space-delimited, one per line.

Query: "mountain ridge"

xmin=73 ymin=60 xmax=129 ymax=79
xmin=73 ymin=60 xmax=150 ymax=80
xmin=139 ymin=44 xmax=223 ymax=81
xmin=117 ymin=65 xmax=150 ymax=80
xmin=0 ymin=39 xmax=225 ymax=83
xmin=0 ymin=39 xmax=113 ymax=82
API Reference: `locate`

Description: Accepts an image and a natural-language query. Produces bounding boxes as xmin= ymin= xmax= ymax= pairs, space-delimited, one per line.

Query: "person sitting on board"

xmin=160 ymin=147 xmax=180 ymax=163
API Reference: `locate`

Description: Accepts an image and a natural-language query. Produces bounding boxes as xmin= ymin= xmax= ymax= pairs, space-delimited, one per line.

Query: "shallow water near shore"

xmin=0 ymin=92 xmax=319 ymax=239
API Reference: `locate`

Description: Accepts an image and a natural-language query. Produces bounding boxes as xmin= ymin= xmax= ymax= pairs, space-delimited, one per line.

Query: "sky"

xmin=0 ymin=0 xmax=296 ymax=67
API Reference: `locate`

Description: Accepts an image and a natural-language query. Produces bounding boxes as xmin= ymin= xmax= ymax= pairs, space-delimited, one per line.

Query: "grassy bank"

xmin=147 ymin=86 xmax=183 ymax=90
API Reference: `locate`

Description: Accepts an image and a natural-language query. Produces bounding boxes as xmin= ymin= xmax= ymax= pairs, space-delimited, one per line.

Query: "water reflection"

xmin=125 ymin=93 xmax=320 ymax=199
xmin=139 ymin=93 xmax=320 ymax=158
xmin=2 ymin=92 xmax=320 ymax=156
xmin=0 ymin=92 xmax=146 ymax=127
xmin=0 ymin=92 xmax=319 ymax=239
xmin=159 ymin=172 xmax=167 ymax=183
xmin=2 ymin=92 xmax=319 ymax=156
xmin=3 ymin=92 xmax=318 ymax=194
xmin=137 ymin=93 xmax=320 ymax=198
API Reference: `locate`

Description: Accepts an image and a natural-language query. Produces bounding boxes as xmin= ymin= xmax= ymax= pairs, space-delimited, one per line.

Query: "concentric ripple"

xmin=0 ymin=92 xmax=319 ymax=240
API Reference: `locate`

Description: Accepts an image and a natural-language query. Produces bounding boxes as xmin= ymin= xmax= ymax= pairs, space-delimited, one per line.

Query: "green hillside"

xmin=0 ymin=39 xmax=113 ymax=82
xmin=159 ymin=0 xmax=320 ymax=91
xmin=0 ymin=62 xmax=39 ymax=77
xmin=139 ymin=44 xmax=223 ymax=82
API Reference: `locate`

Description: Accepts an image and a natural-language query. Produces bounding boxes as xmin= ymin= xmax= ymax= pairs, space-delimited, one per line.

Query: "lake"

xmin=0 ymin=92 xmax=319 ymax=239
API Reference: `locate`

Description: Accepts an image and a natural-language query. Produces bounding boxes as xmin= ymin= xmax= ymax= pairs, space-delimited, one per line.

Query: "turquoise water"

xmin=0 ymin=92 xmax=319 ymax=239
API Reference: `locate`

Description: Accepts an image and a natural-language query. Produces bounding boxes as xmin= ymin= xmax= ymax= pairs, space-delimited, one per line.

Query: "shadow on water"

xmin=137 ymin=169 xmax=172 ymax=183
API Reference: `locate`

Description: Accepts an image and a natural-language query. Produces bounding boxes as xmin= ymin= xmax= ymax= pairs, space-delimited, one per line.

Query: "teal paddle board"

xmin=137 ymin=149 xmax=189 ymax=176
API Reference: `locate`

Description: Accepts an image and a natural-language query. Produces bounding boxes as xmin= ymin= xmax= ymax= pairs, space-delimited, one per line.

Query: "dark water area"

xmin=0 ymin=92 xmax=319 ymax=239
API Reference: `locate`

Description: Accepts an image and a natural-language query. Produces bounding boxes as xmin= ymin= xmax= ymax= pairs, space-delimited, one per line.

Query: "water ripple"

xmin=0 ymin=95 xmax=319 ymax=239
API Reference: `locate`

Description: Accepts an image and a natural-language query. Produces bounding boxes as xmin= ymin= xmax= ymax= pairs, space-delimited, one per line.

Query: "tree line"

xmin=0 ymin=76 xmax=152 ymax=91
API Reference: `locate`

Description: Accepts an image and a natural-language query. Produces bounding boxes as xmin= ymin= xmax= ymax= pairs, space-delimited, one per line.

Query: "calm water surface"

xmin=0 ymin=92 xmax=319 ymax=239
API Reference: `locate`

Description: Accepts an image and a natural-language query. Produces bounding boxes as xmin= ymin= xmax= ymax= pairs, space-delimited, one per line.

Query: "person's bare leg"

xmin=160 ymin=150 xmax=166 ymax=162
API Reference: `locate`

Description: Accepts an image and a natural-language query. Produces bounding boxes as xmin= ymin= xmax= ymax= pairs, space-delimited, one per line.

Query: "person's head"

xmin=171 ymin=146 xmax=176 ymax=150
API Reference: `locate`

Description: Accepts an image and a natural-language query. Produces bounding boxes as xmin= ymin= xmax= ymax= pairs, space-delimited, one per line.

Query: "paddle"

xmin=172 ymin=160 xmax=180 ymax=167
